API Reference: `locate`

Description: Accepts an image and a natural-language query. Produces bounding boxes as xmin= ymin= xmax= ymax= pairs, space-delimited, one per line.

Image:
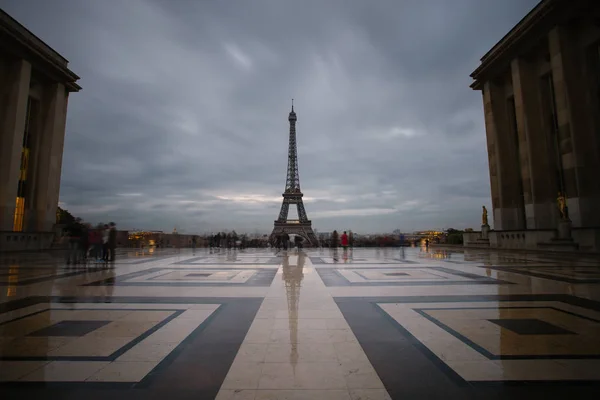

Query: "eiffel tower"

xmin=271 ymin=102 xmax=319 ymax=246
xmin=281 ymin=253 xmax=304 ymax=372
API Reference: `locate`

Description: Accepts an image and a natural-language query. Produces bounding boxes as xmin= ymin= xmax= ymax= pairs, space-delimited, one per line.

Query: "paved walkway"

xmin=1 ymin=247 xmax=599 ymax=399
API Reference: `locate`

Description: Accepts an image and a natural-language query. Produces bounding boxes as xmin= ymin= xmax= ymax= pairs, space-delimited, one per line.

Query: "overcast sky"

xmin=2 ymin=0 xmax=539 ymax=234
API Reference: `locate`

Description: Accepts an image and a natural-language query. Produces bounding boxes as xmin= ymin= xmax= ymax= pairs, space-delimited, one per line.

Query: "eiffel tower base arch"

xmin=271 ymin=221 xmax=319 ymax=247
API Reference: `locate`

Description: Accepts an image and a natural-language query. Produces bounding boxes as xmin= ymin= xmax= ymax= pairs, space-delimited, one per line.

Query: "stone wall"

xmin=463 ymin=228 xmax=600 ymax=253
xmin=0 ymin=231 xmax=55 ymax=251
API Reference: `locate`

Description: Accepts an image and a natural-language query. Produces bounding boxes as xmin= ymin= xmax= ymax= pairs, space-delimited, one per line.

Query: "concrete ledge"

xmin=437 ymin=243 xmax=600 ymax=256
xmin=461 ymin=228 xmax=600 ymax=253
xmin=0 ymin=231 xmax=55 ymax=252
xmin=465 ymin=239 xmax=491 ymax=248
xmin=538 ymin=239 xmax=580 ymax=252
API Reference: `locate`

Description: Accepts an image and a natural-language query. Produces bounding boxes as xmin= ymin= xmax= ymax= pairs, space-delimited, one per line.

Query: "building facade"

xmin=0 ymin=10 xmax=81 ymax=251
xmin=470 ymin=0 xmax=600 ymax=251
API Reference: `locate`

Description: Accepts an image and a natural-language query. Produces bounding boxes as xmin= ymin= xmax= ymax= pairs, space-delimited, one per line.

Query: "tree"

xmin=445 ymin=228 xmax=464 ymax=245
xmin=56 ymin=207 xmax=76 ymax=225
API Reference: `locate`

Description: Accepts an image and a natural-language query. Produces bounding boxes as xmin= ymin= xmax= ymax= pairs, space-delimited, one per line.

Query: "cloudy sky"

xmin=2 ymin=0 xmax=539 ymax=234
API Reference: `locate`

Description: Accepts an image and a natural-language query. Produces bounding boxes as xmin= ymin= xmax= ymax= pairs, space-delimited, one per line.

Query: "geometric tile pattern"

xmin=480 ymin=266 xmax=600 ymax=283
xmin=411 ymin=305 xmax=600 ymax=359
xmin=83 ymin=267 xmax=278 ymax=287
xmin=337 ymin=295 xmax=600 ymax=398
xmin=173 ymin=255 xmax=282 ymax=265
xmin=0 ymin=306 xmax=190 ymax=361
xmin=316 ymin=266 xmax=513 ymax=286
xmin=338 ymin=296 xmax=600 ymax=385
xmin=0 ymin=296 xmax=261 ymax=389
xmin=1 ymin=247 xmax=600 ymax=400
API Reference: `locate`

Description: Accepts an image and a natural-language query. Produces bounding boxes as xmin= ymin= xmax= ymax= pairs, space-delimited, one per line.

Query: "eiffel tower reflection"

xmin=281 ymin=251 xmax=305 ymax=372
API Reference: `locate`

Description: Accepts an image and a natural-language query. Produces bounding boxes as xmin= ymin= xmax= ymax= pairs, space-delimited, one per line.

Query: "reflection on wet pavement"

xmin=1 ymin=246 xmax=599 ymax=399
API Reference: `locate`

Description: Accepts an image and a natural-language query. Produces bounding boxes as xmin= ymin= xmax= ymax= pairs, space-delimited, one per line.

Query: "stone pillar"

xmin=0 ymin=59 xmax=31 ymax=231
xmin=481 ymin=224 xmax=490 ymax=240
xmin=483 ymin=80 xmax=525 ymax=230
xmin=482 ymin=84 xmax=501 ymax=229
xmin=32 ymin=83 xmax=68 ymax=232
xmin=511 ymin=57 xmax=558 ymax=229
xmin=549 ymin=26 xmax=600 ymax=227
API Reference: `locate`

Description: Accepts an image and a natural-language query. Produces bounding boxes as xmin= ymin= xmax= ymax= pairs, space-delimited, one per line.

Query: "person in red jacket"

xmin=341 ymin=231 xmax=349 ymax=248
xmin=88 ymin=227 xmax=102 ymax=261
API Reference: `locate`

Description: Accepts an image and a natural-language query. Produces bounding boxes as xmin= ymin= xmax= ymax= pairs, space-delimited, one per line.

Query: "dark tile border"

xmin=388 ymin=259 xmax=420 ymax=264
xmin=479 ymin=265 xmax=600 ymax=283
xmin=316 ymin=266 xmax=515 ymax=286
xmin=82 ymin=267 xmax=278 ymax=287
xmin=0 ymin=295 xmax=262 ymax=399
xmin=335 ymin=294 xmax=600 ymax=397
xmin=309 ymin=256 xmax=419 ymax=265
xmin=112 ymin=254 xmax=182 ymax=265
xmin=172 ymin=255 xmax=282 ymax=266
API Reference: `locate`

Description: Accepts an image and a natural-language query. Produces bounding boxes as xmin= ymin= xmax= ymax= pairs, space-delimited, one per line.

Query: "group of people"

xmin=63 ymin=219 xmax=117 ymax=265
xmin=209 ymin=232 xmax=243 ymax=249
xmin=330 ymin=230 xmax=350 ymax=248
xmin=273 ymin=232 xmax=304 ymax=251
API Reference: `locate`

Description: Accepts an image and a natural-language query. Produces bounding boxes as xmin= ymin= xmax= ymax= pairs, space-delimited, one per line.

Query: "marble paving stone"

xmin=488 ymin=318 xmax=576 ymax=335
xmin=1 ymin=247 xmax=600 ymax=399
xmin=255 ymin=389 xmax=352 ymax=400
xmin=349 ymin=389 xmax=392 ymax=400
xmin=20 ymin=361 xmax=110 ymax=381
xmin=27 ymin=320 xmax=112 ymax=336
xmin=215 ymin=389 xmax=258 ymax=400
xmin=316 ymin=266 xmax=511 ymax=287
xmin=0 ymin=361 xmax=48 ymax=381
xmin=220 ymin=361 xmax=264 ymax=389
xmin=481 ymin=265 xmax=600 ymax=283
xmin=258 ymin=362 xmax=347 ymax=389
xmin=83 ymin=267 xmax=278 ymax=287
xmin=86 ymin=361 xmax=157 ymax=382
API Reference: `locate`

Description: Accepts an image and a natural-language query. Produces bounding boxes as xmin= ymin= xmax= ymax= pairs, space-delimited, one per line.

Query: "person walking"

xmin=282 ymin=232 xmax=290 ymax=251
xmin=108 ymin=222 xmax=117 ymax=262
xmin=341 ymin=231 xmax=349 ymax=249
xmin=294 ymin=235 xmax=304 ymax=251
xmin=102 ymin=224 xmax=110 ymax=262
xmin=89 ymin=226 xmax=102 ymax=261
xmin=65 ymin=219 xmax=83 ymax=265
xmin=80 ymin=223 xmax=90 ymax=264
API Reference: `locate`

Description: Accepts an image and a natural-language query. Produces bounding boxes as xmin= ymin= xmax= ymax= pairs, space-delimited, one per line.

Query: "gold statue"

xmin=557 ymin=192 xmax=567 ymax=220
xmin=482 ymin=206 xmax=488 ymax=226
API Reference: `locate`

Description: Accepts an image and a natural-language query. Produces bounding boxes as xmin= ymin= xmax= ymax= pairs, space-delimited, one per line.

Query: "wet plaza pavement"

xmin=1 ymin=247 xmax=600 ymax=399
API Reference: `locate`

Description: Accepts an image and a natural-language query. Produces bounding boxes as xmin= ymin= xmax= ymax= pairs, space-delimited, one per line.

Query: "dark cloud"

xmin=0 ymin=0 xmax=539 ymax=233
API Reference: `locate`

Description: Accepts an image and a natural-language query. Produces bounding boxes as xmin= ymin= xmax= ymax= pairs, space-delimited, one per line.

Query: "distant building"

xmin=470 ymin=0 xmax=600 ymax=251
xmin=0 ymin=9 xmax=81 ymax=251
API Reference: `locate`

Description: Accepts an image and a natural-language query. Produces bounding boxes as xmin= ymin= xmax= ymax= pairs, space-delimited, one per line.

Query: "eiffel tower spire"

xmin=271 ymin=102 xmax=319 ymax=246
xmin=285 ymin=101 xmax=300 ymax=193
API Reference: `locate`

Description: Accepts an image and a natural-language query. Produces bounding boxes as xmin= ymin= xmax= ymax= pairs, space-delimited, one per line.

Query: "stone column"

xmin=511 ymin=57 xmax=558 ymax=229
xmin=32 ymin=83 xmax=68 ymax=232
xmin=483 ymin=80 xmax=525 ymax=230
xmin=548 ymin=26 xmax=600 ymax=227
xmin=0 ymin=59 xmax=31 ymax=231
xmin=482 ymin=84 xmax=502 ymax=229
